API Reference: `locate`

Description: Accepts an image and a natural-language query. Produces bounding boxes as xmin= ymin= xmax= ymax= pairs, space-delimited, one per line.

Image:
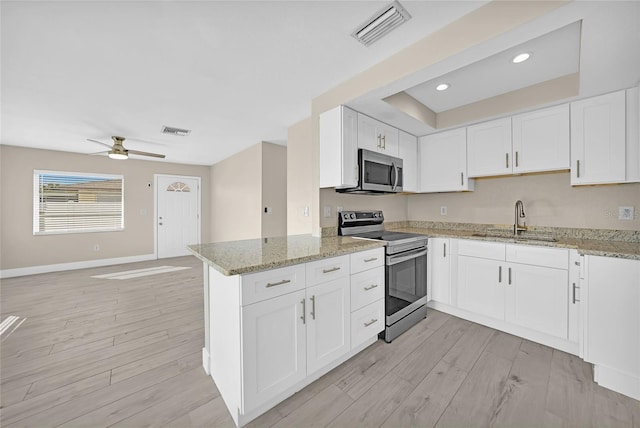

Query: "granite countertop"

xmin=188 ymin=234 xmax=385 ymax=276
xmin=390 ymin=227 xmax=640 ymax=260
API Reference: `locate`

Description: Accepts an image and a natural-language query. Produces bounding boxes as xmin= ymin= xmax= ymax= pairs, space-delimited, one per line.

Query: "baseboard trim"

xmin=0 ymin=254 xmax=157 ymax=279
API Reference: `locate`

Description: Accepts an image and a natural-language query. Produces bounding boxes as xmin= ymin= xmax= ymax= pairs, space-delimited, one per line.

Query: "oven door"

xmin=385 ymin=246 xmax=428 ymax=325
xmin=360 ymin=149 xmax=403 ymax=193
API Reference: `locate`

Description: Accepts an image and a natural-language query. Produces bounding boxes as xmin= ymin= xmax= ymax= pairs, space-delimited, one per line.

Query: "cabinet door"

xmin=429 ymin=238 xmax=451 ymax=304
xmin=398 ymin=131 xmax=418 ymax=192
xmin=377 ymin=121 xmax=399 ymax=156
xmin=319 ymin=105 xmax=358 ymax=189
xmin=512 ymin=104 xmax=570 ymax=173
xmin=306 ymin=278 xmax=350 ymax=374
xmin=505 ymin=263 xmax=569 ymax=339
xmin=467 ymin=117 xmax=513 ymax=177
xmin=419 ymin=128 xmax=473 ymax=192
xmin=457 ymin=255 xmax=504 ymax=320
xmin=242 ymin=289 xmax=306 ymax=412
xmin=584 ymin=256 xmax=640 ymax=399
xmin=571 ymin=90 xmax=626 ymax=185
xmin=357 ymin=113 xmax=381 ymax=153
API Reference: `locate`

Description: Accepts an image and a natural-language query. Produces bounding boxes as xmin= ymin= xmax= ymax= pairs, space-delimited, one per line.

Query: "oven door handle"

xmin=386 ymin=248 xmax=427 ymax=266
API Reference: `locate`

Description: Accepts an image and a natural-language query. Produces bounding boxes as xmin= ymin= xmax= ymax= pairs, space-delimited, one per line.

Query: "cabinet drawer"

xmin=350 ymin=248 xmax=384 ymax=274
xmin=241 ymin=264 xmax=306 ymax=306
xmin=506 ymin=244 xmax=568 ymax=269
xmin=306 ymin=255 xmax=349 ymax=287
xmin=351 ymin=300 xmax=384 ymax=349
xmin=458 ymin=240 xmax=505 ymax=260
xmin=351 ymin=266 xmax=385 ymax=311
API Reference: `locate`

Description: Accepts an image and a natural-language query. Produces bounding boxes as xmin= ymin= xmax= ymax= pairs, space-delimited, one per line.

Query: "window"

xmin=33 ymin=170 xmax=124 ymax=235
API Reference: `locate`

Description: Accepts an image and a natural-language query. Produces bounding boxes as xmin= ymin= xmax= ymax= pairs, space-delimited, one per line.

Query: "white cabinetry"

xmin=456 ymin=240 xmax=570 ymax=341
xmin=583 ymin=256 xmax=640 ymax=400
xmin=357 ymin=113 xmax=399 ymax=156
xmin=428 ymin=238 xmax=451 ymax=304
xmin=398 ymin=130 xmax=418 ymax=192
xmin=319 ymin=105 xmax=358 ymax=189
xmin=242 ymin=289 xmax=307 ymax=411
xmin=349 ymin=248 xmax=385 ymax=349
xmin=467 ymin=117 xmax=512 ymax=177
xmin=570 ymin=90 xmax=627 ymax=185
xmin=419 ymin=128 xmax=474 ymax=193
xmin=512 ymin=104 xmax=570 ymax=173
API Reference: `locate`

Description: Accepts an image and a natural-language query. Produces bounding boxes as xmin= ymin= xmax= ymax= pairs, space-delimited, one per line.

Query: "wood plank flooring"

xmin=1 ymin=256 xmax=639 ymax=427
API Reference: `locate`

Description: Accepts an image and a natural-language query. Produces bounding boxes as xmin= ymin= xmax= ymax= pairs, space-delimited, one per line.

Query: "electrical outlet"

xmin=337 ymin=206 xmax=343 ymax=213
xmin=323 ymin=206 xmax=332 ymax=217
xmin=93 ymin=244 xmax=100 ymax=252
xmin=619 ymin=206 xmax=635 ymax=220
xmin=303 ymin=206 xmax=309 ymax=217
xmin=264 ymin=207 xmax=272 ymax=215
xmin=440 ymin=206 xmax=447 ymax=216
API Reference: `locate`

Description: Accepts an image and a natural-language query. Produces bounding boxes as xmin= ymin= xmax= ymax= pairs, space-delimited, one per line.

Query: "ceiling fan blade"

xmin=127 ymin=149 xmax=166 ymax=159
xmin=87 ymin=138 xmax=113 ymax=149
xmin=89 ymin=150 xmax=110 ymax=155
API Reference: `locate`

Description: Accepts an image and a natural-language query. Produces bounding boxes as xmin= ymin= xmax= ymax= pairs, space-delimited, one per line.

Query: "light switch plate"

xmin=323 ymin=206 xmax=332 ymax=217
xmin=440 ymin=206 xmax=447 ymax=216
xmin=619 ymin=206 xmax=635 ymax=220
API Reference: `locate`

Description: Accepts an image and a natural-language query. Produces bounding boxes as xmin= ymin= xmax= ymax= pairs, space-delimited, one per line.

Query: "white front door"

xmin=156 ymin=175 xmax=200 ymax=258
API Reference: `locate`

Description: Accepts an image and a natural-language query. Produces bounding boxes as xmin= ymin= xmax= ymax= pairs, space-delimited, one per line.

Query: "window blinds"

xmin=33 ymin=171 xmax=124 ymax=234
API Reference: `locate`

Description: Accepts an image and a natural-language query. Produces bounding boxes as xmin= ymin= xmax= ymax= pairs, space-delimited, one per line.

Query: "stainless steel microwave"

xmin=338 ymin=149 xmax=403 ymax=194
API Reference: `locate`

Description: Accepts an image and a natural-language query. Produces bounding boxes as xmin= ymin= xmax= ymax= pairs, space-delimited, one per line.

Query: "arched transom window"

xmin=166 ymin=182 xmax=191 ymax=192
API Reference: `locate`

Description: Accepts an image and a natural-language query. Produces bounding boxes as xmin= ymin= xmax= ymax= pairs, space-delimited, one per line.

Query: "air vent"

xmin=161 ymin=126 xmax=191 ymax=136
xmin=351 ymin=0 xmax=411 ymax=47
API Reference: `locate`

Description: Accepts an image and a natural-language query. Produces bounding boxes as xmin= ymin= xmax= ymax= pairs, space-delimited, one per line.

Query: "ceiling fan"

xmin=87 ymin=136 xmax=166 ymax=160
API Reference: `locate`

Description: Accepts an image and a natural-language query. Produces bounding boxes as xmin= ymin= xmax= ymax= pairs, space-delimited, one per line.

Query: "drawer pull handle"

xmin=498 ymin=266 xmax=502 ymax=283
xmin=364 ymin=257 xmax=378 ymax=262
xmin=508 ymin=267 xmax=512 ymax=285
xmin=364 ymin=284 xmax=379 ymax=291
xmin=364 ymin=319 xmax=378 ymax=327
xmin=322 ymin=267 xmax=341 ymax=274
xmin=266 ymin=279 xmax=291 ymax=288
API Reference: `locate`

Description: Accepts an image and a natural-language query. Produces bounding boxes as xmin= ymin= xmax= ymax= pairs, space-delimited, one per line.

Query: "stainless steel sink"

xmin=471 ymin=232 xmax=557 ymax=243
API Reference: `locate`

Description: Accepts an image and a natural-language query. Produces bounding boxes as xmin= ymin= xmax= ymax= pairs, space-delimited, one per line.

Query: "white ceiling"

xmin=2 ymin=1 xmax=639 ymax=165
xmin=0 ymin=0 xmax=487 ymax=165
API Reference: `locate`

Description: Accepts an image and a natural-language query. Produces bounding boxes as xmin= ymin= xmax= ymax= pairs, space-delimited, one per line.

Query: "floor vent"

xmin=161 ymin=126 xmax=191 ymax=136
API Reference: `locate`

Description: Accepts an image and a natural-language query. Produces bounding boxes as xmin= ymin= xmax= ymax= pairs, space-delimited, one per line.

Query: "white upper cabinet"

xmin=570 ymin=90 xmax=626 ymax=185
xmin=398 ymin=130 xmax=418 ymax=192
xmin=319 ymin=105 xmax=358 ymax=189
xmin=357 ymin=113 xmax=399 ymax=157
xmin=467 ymin=117 xmax=513 ymax=177
xmin=419 ymin=128 xmax=474 ymax=193
xmin=512 ymin=104 xmax=570 ymax=173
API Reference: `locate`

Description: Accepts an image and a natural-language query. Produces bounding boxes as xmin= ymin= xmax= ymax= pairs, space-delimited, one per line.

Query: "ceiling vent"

xmin=351 ymin=1 xmax=412 ymax=47
xmin=161 ymin=126 xmax=191 ymax=136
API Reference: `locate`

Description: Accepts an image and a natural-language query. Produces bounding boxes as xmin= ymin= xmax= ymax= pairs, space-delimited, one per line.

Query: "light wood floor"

xmin=1 ymin=256 xmax=638 ymax=427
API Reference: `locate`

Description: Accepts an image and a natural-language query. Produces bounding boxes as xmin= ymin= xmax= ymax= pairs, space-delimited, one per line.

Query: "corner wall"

xmin=0 ymin=145 xmax=211 ymax=271
xmin=287 ymin=118 xmax=313 ymax=235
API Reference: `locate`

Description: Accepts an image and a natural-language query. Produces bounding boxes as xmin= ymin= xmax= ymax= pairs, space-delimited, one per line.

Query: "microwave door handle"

xmin=391 ymin=163 xmax=398 ymax=191
xmin=387 ymin=248 xmax=428 ymax=266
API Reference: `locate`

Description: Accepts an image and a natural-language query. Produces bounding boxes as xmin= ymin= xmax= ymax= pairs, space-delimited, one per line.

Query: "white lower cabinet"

xmin=455 ymin=240 xmax=572 ymax=343
xmin=241 ymin=289 xmax=307 ymax=412
xmin=428 ymin=238 xmax=451 ymax=304
xmin=306 ymin=277 xmax=350 ymax=374
xmin=203 ymin=248 xmax=385 ymax=427
xmin=583 ymin=255 xmax=640 ymax=400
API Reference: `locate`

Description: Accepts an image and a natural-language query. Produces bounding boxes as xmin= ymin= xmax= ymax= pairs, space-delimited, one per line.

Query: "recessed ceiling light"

xmin=512 ymin=52 xmax=531 ymax=64
xmin=436 ymin=83 xmax=449 ymax=91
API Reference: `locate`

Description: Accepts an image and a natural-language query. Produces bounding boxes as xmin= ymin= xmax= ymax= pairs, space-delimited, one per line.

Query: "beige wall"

xmin=210 ymin=143 xmax=262 ymax=242
xmin=320 ymin=188 xmax=408 ymax=229
xmin=210 ymin=141 xmax=287 ymax=242
xmin=408 ymin=172 xmax=640 ymax=230
xmin=0 ymin=145 xmax=211 ymax=270
xmin=287 ymin=118 xmax=313 ymax=235
xmin=262 ymin=142 xmax=287 ymax=238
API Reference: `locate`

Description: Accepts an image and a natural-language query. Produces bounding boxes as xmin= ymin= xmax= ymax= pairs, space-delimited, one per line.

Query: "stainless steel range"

xmin=339 ymin=210 xmax=428 ymax=342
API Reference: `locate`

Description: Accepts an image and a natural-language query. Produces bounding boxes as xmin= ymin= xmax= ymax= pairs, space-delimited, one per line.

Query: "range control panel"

xmin=338 ymin=210 xmax=384 ymax=225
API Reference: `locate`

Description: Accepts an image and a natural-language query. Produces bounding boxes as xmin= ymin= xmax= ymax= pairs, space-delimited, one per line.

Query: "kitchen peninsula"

xmin=188 ymin=235 xmax=386 ymax=427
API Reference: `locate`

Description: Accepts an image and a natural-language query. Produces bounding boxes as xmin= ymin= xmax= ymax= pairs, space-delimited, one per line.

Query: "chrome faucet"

xmin=514 ymin=200 xmax=526 ymax=235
